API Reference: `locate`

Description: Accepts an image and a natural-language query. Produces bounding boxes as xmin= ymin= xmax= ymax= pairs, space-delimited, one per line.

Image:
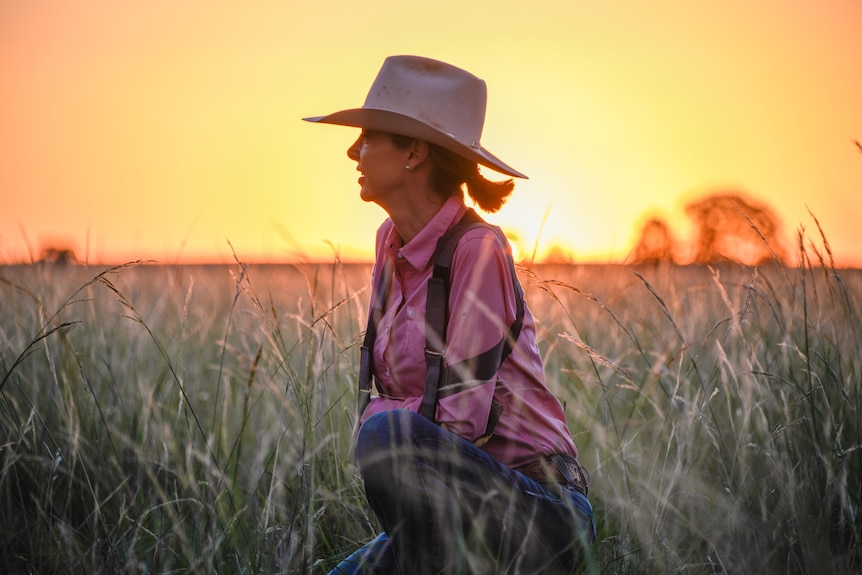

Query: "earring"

xmin=405 ymin=165 xmax=411 ymax=170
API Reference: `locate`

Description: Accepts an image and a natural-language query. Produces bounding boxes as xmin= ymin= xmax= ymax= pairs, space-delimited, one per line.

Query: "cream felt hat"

xmin=303 ymin=55 xmax=527 ymax=179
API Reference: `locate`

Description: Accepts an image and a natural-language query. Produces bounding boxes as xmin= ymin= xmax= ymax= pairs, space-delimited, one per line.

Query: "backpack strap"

xmin=420 ymin=209 xmax=525 ymax=425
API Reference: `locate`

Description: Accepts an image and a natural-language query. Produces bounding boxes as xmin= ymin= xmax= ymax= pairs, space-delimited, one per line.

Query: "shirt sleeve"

xmin=435 ymin=229 xmax=517 ymax=441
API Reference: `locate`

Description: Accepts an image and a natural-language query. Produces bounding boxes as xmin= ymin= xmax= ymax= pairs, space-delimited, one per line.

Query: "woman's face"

xmin=346 ymin=130 xmax=410 ymax=207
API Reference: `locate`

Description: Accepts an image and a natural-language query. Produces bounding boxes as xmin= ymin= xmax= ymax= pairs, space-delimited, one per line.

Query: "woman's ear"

xmin=407 ymin=139 xmax=429 ymax=166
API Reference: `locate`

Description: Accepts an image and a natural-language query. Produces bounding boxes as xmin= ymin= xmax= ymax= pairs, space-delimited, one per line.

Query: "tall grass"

xmin=0 ymin=261 xmax=372 ymax=573
xmin=529 ymin=243 xmax=862 ymax=571
xmin=1 ymin=231 xmax=860 ymax=573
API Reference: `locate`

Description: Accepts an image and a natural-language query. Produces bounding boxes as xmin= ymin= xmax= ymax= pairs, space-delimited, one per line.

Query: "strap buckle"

xmin=550 ymin=454 xmax=590 ymax=497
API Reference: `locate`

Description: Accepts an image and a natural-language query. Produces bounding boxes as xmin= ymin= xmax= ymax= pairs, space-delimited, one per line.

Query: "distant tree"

xmin=685 ymin=191 xmax=785 ymax=265
xmin=629 ymin=217 xmax=675 ymax=264
xmin=39 ymin=247 xmax=79 ymax=265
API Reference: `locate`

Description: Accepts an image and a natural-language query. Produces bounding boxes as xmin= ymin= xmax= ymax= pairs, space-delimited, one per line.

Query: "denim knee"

xmin=354 ymin=410 xmax=429 ymax=470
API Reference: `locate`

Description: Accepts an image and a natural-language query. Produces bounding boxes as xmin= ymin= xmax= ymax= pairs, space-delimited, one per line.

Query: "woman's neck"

xmin=386 ymin=190 xmax=447 ymax=244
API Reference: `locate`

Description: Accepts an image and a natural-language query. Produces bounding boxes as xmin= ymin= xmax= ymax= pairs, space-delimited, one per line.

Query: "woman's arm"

xmin=435 ymin=229 xmax=518 ymax=442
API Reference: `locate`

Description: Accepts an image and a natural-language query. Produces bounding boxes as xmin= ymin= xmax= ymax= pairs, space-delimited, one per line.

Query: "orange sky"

xmin=2 ymin=0 xmax=861 ymax=266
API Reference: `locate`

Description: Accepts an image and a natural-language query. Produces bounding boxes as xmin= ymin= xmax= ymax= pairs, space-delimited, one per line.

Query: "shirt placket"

xmin=376 ymin=249 xmax=408 ymax=390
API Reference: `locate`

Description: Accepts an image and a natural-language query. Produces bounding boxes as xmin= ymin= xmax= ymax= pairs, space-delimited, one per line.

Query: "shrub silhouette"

xmin=629 ymin=217 xmax=676 ymax=264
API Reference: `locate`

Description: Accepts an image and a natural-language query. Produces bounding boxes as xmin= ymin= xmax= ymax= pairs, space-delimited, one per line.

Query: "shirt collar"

xmin=391 ymin=196 xmax=468 ymax=271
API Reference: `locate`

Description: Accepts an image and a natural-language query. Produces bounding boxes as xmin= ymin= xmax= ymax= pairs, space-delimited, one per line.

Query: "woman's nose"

xmin=347 ymin=136 xmax=361 ymax=161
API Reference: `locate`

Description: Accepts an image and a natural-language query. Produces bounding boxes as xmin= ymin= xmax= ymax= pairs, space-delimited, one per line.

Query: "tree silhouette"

xmin=39 ymin=247 xmax=79 ymax=265
xmin=629 ymin=217 xmax=676 ymax=264
xmin=685 ymin=191 xmax=785 ymax=265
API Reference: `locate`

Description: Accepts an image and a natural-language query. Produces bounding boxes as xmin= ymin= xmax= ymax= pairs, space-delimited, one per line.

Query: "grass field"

xmin=1 ymin=241 xmax=860 ymax=573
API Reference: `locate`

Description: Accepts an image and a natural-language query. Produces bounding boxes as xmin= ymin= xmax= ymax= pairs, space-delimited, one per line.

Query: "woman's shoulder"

xmin=452 ymin=222 xmax=511 ymax=259
xmin=446 ymin=222 xmax=517 ymax=286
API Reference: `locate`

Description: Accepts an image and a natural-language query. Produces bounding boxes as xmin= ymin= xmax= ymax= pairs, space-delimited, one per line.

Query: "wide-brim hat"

xmin=303 ymin=55 xmax=527 ymax=179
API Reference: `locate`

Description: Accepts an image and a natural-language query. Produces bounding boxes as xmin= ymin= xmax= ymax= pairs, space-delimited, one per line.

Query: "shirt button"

xmin=406 ymin=307 xmax=414 ymax=318
xmin=396 ymin=251 xmax=404 ymax=259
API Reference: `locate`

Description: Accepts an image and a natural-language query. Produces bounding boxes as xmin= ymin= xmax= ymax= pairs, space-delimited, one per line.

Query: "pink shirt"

xmin=361 ymin=197 xmax=578 ymax=469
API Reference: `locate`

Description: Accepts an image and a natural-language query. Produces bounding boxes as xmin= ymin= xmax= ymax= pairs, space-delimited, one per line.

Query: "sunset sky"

xmin=2 ymin=0 xmax=861 ymax=266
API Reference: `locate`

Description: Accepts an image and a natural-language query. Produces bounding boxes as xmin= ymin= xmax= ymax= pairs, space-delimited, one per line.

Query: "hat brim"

xmin=303 ymin=108 xmax=527 ymax=179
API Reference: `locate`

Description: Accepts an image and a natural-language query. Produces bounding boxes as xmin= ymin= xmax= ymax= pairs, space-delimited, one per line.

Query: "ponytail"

xmin=427 ymin=144 xmax=514 ymax=213
xmin=389 ymin=133 xmax=515 ymax=213
xmin=463 ymin=169 xmax=514 ymax=213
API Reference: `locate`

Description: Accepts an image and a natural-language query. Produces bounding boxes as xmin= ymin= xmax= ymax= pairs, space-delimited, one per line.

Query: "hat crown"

xmin=302 ymin=55 xmax=526 ymax=178
xmin=363 ymin=56 xmax=486 ymax=148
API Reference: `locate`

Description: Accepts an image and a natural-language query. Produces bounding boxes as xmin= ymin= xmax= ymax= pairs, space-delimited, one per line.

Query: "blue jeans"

xmin=329 ymin=410 xmax=596 ymax=575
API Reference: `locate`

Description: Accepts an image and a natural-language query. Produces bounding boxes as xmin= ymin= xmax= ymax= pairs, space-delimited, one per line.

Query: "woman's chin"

xmin=359 ymin=187 xmax=374 ymax=203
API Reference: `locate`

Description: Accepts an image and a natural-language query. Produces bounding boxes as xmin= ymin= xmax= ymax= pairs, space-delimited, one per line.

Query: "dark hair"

xmin=390 ymin=133 xmax=514 ymax=213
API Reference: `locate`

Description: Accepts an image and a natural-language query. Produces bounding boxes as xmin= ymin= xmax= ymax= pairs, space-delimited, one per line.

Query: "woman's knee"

xmin=355 ymin=409 xmax=429 ymax=468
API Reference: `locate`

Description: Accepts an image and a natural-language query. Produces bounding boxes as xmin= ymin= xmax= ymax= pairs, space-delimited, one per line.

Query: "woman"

xmin=304 ymin=55 xmax=596 ymax=574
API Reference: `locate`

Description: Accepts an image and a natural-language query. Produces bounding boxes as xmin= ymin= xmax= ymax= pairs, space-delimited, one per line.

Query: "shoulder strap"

xmin=420 ymin=209 xmax=525 ymax=422
xmin=357 ymin=259 xmax=390 ymax=418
